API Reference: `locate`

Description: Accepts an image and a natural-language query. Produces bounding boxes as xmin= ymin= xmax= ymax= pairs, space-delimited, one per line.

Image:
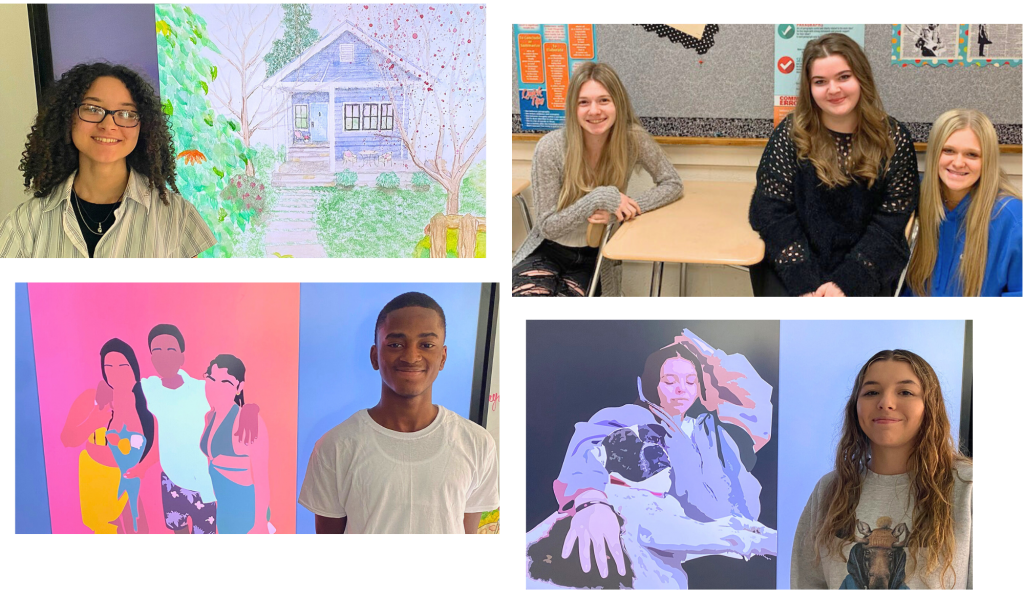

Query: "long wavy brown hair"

xmin=791 ymin=33 xmax=894 ymax=189
xmin=558 ymin=62 xmax=642 ymax=211
xmin=814 ymin=349 xmax=971 ymax=588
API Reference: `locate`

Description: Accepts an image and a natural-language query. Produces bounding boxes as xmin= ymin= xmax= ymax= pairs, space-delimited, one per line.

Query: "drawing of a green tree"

xmin=264 ymin=4 xmax=319 ymax=77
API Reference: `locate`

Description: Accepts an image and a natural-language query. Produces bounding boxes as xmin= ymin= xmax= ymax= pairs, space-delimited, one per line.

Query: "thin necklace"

xmin=942 ymin=191 xmax=965 ymax=211
xmin=72 ymin=188 xmax=118 ymax=235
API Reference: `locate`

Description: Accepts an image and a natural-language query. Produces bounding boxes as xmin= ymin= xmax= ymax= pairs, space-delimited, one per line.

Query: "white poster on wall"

xmin=489 ymin=301 xmax=501 ymax=479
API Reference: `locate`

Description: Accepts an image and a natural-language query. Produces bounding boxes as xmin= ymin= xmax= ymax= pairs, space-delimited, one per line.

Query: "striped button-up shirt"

xmin=0 ymin=169 xmax=217 ymax=257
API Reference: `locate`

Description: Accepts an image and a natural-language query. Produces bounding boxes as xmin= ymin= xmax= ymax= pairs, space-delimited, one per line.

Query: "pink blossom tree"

xmin=330 ymin=4 xmax=486 ymax=215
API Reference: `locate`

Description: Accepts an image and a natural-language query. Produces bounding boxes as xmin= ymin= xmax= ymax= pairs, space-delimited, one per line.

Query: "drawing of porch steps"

xmin=273 ymin=145 xmax=333 ymax=187
xmin=264 ymin=188 xmax=326 ymax=257
xmin=286 ymin=144 xmax=331 ymax=161
xmin=270 ymin=171 xmax=335 ymax=186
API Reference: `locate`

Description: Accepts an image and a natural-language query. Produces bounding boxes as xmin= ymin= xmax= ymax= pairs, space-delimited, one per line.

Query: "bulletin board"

xmin=512 ymin=24 xmax=1022 ymax=146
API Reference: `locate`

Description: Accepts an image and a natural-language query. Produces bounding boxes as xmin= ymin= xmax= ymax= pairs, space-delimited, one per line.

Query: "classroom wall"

xmin=0 ymin=5 xmax=36 ymax=220
xmin=512 ymin=24 xmax=1024 ymax=126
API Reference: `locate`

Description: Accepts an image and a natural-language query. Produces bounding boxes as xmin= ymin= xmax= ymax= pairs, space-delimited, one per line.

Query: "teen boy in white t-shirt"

xmin=298 ymin=292 xmax=499 ymax=533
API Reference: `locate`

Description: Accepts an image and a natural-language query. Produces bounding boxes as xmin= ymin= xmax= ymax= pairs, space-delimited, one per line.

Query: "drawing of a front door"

xmin=310 ymin=102 xmax=328 ymax=142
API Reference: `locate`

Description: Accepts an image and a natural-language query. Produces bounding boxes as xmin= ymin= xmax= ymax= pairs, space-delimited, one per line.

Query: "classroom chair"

xmin=893 ymin=169 xmax=926 ymax=296
xmin=515 ymin=192 xmax=534 ymax=231
xmin=894 ymin=212 xmax=920 ymax=297
xmin=586 ymin=222 xmax=613 ymax=297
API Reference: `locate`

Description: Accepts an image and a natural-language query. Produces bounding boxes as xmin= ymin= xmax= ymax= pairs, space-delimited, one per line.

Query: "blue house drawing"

xmin=266 ymin=20 xmax=428 ymax=186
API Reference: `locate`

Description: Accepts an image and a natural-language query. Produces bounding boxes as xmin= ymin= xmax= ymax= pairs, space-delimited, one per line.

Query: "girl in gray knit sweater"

xmin=512 ymin=63 xmax=682 ymax=297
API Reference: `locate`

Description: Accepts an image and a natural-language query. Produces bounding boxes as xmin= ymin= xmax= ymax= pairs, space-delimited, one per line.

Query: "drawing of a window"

xmin=294 ymin=105 xmax=309 ymax=130
xmin=339 ymin=43 xmax=356 ymax=62
xmin=344 ymin=103 xmax=360 ymax=131
xmin=360 ymin=102 xmax=376 ymax=129
xmin=380 ymin=103 xmax=395 ymax=130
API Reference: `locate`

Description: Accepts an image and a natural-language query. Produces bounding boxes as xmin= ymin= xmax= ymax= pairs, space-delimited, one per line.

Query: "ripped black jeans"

xmin=512 ymin=240 xmax=599 ymax=297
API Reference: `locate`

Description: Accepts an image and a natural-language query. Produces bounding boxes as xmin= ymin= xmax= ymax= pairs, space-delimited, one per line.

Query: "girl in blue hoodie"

xmin=905 ymin=109 xmax=1021 ymax=296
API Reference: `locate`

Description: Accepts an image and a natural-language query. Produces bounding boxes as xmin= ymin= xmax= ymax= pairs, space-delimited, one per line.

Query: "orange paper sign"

xmin=518 ymin=34 xmax=544 ymax=84
xmin=568 ymin=25 xmax=594 ymax=59
xmin=543 ymin=43 xmax=569 ymax=110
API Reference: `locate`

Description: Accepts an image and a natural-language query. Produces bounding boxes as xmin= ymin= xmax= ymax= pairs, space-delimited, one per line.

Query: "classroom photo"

xmin=511 ymin=24 xmax=1022 ymax=296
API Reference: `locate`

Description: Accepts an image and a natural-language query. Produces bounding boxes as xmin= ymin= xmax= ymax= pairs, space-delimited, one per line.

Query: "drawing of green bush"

xmin=336 ymin=169 xmax=357 ymax=187
xmin=375 ymin=171 xmax=400 ymax=189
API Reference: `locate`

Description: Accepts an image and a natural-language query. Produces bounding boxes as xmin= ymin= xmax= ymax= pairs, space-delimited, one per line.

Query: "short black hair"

xmin=374 ymin=292 xmax=446 ymax=345
xmin=148 ymin=324 xmax=185 ymax=352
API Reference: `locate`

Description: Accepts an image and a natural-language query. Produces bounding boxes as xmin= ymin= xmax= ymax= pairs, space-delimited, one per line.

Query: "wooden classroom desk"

xmin=601 ymin=180 xmax=764 ymax=296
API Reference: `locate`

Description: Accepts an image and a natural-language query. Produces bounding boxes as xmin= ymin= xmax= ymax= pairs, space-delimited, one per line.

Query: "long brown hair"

xmin=907 ymin=109 xmax=1022 ymax=296
xmin=558 ymin=62 xmax=641 ymax=211
xmin=814 ymin=349 xmax=970 ymax=588
xmin=791 ymin=33 xmax=894 ymax=188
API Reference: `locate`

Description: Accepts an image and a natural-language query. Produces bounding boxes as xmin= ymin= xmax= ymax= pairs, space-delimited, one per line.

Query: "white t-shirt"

xmin=141 ymin=371 xmax=215 ymax=502
xmin=298 ymin=405 xmax=499 ymax=534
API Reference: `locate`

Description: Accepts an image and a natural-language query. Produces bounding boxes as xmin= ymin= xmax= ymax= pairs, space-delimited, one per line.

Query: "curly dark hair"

xmin=20 ymin=63 xmax=178 ymax=205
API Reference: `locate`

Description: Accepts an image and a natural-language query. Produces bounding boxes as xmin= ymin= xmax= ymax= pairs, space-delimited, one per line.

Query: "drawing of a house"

xmin=266 ymin=20 xmax=428 ymax=187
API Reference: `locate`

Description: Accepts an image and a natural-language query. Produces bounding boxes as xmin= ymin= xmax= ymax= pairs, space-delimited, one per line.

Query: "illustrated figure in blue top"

xmin=105 ymin=424 xmax=146 ymax=531
xmin=526 ymin=330 xmax=777 ymax=589
xmin=201 ymin=354 xmax=272 ymax=534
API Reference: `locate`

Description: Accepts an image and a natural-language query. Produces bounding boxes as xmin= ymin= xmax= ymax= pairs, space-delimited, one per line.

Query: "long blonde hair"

xmin=907 ymin=109 xmax=1022 ymax=296
xmin=815 ymin=350 xmax=971 ymax=588
xmin=792 ymin=33 xmax=894 ymax=188
xmin=558 ymin=62 xmax=640 ymax=211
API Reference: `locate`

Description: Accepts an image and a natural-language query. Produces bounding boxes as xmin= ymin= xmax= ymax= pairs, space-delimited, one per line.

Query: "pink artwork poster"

xmin=28 ymin=283 xmax=300 ymax=534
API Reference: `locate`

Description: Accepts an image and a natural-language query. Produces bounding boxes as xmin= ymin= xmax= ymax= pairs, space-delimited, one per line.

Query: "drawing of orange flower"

xmin=177 ymin=149 xmax=207 ymax=165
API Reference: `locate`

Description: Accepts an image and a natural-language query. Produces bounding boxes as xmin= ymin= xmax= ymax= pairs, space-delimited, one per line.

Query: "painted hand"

xmin=95 ymin=380 xmax=113 ymax=411
xmin=562 ymin=503 xmax=626 ymax=579
xmin=235 ymin=403 xmax=261 ymax=445
xmin=124 ymin=464 xmax=142 ymax=479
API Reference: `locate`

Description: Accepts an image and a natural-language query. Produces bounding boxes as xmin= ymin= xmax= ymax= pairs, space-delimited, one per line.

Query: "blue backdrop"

xmin=775 ymin=320 xmax=965 ymax=589
xmin=294 ymin=283 xmax=484 ymax=533
xmin=15 ymin=283 xmax=50 ymax=533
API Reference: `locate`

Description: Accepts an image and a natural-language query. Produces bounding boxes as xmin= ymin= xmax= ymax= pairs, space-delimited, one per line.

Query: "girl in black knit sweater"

xmin=749 ymin=33 xmax=919 ymax=297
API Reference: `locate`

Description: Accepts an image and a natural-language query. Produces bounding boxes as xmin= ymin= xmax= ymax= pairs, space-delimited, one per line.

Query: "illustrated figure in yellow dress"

xmin=61 ymin=339 xmax=160 ymax=533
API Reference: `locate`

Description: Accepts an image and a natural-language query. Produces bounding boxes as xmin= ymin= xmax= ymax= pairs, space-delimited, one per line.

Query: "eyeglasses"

xmin=77 ymin=103 xmax=141 ymax=128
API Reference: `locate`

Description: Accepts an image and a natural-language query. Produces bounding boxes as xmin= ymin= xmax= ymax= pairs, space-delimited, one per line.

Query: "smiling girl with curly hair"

xmin=791 ymin=350 xmax=972 ymax=589
xmin=1 ymin=62 xmax=215 ymax=257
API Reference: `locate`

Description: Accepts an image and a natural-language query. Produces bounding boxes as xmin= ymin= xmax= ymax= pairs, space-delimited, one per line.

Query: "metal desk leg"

xmin=650 ymin=262 xmax=664 ymax=297
xmin=679 ymin=263 xmax=687 ymax=297
xmin=587 ymin=226 xmax=612 ymax=297
xmin=514 ymin=193 xmax=533 ymax=230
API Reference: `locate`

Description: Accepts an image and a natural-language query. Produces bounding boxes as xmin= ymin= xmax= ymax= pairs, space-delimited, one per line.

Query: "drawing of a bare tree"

xmin=336 ymin=4 xmax=485 ymax=215
xmin=209 ymin=3 xmax=325 ymax=176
